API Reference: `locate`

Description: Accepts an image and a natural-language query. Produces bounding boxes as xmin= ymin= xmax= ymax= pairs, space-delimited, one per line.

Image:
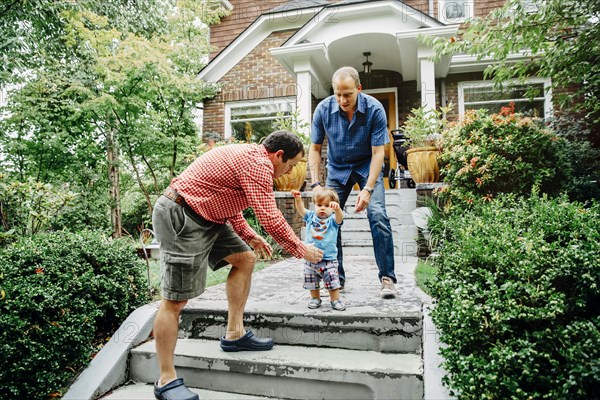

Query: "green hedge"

xmin=430 ymin=193 xmax=600 ymax=399
xmin=437 ymin=109 xmax=566 ymax=210
xmin=0 ymin=230 xmax=150 ymax=399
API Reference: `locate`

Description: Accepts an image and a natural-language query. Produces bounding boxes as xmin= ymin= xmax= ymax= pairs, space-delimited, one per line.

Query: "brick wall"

xmin=274 ymin=192 xmax=311 ymax=255
xmin=203 ymin=29 xmax=298 ymax=137
xmin=209 ymin=0 xmax=289 ymax=60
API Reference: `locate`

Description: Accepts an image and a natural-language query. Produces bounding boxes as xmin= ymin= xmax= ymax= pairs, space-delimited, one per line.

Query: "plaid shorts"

xmin=303 ymin=260 xmax=341 ymax=290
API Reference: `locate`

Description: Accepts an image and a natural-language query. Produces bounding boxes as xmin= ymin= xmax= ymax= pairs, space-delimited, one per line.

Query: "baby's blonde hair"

xmin=313 ymin=188 xmax=339 ymax=204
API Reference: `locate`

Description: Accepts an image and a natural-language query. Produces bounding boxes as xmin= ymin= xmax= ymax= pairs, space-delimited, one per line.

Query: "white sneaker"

xmin=380 ymin=277 xmax=397 ymax=299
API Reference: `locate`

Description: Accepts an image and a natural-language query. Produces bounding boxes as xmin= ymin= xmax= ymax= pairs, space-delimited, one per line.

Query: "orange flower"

xmin=35 ymin=267 xmax=44 ymax=274
xmin=470 ymin=157 xmax=479 ymax=168
xmin=499 ymin=102 xmax=515 ymax=117
xmin=475 ymin=177 xmax=483 ymax=186
xmin=483 ymin=194 xmax=494 ymax=202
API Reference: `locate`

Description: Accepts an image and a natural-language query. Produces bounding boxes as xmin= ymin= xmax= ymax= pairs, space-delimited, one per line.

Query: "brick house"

xmin=200 ymin=0 xmax=552 ymax=186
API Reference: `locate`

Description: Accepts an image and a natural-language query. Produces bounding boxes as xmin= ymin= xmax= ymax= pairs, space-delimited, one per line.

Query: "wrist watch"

xmin=363 ymin=186 xmax=374 ymax=194
xmin=310 ymin=181 xmax=321 ymax=189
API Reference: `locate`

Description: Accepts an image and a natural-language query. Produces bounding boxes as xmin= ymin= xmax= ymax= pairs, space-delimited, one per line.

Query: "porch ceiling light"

xmin=362 ymin=52 xmax=373 ymax=75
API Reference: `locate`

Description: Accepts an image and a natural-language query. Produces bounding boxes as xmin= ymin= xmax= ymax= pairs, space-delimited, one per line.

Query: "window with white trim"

xmin=225 ymin=98 xmax=295 ymax=143
xmin=438 ymin=0 xmax=474 ymax=24
xmin=458 ymin=78 xmax=553 ymax=119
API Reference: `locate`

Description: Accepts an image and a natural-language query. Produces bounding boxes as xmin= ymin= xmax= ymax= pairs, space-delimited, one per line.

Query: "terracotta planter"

xmin=273 ymin=158 xmax=307 ymax=191
xmin=406 ymin=147 xmax=440 ymax=183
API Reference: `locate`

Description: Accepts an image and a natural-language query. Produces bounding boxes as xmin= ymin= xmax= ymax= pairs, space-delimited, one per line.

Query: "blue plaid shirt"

xmin=311 ymin=92 xmax=389 ymax=185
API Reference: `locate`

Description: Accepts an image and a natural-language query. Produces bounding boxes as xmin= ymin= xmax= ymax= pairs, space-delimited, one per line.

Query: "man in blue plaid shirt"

xmin=308 ymin=66 xmax=397 ymax=298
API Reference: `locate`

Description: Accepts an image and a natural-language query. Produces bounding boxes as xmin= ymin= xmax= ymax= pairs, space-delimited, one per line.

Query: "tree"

xmin=423 ymin=0 xmax=600 ymax=130
xmin=61 ymin=1 xmax=224 ymax=236
xmin=2 ymin=1 xmax=227 ymax=237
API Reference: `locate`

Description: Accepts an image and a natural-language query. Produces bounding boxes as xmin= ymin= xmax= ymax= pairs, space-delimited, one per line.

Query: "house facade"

xmin=200 ymin=0 xmax=552 ymax=185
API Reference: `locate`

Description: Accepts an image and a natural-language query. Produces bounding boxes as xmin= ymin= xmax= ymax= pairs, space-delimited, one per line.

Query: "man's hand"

xmin=249 ymin=235 xmax=273 ymax=260
xmin=354 ymin=190 xmax=370 ymax=213
xmin=303 ymin=245 xmax=323 ymax=263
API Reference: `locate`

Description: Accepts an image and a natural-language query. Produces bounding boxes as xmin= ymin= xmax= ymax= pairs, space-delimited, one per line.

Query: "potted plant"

xmin=272 ymin=110 xmax=311 ymax=191
xmin=402 ymin=104 xmax=451 ymax=183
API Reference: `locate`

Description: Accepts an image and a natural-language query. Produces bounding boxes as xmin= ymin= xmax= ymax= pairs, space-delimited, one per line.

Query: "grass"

xmin=415 ymin=258 xmax=438 ymax=296
xmin=144 ymin=258 xmax=276 ymax=300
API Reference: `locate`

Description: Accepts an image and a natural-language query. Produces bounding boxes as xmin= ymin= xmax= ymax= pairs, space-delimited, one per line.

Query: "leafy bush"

xmin=0 ymin=230 xmax=150 ymax=399
xmin=437 ymin=106 xmax=566 ymax=210
xmin=0 ymin=177 xmax=77 ymax=237
xmin=550 ymin=116 xmax=600 ymax=203
xmin=243 ymin=207 xmax=283 ymax=259
xmin=430 ymin=192 xmax=600 ymax=399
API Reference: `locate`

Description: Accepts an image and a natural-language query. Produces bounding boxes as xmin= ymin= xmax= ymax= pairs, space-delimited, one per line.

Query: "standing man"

xmin=309 ymin=66 xmax=397 ymax=299
xmin=152 ymin=130 xmax=323 ymax=400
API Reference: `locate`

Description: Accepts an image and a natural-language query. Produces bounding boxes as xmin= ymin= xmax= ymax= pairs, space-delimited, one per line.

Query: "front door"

xmin=366 ymin=90 xmax=398 ymax=189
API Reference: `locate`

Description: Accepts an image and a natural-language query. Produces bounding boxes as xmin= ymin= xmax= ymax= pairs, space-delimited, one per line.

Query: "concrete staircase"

xmin=70 ymin=189 xmax=428 ymax=400
xmin=342 ymin=189 xmax=418 ymax=257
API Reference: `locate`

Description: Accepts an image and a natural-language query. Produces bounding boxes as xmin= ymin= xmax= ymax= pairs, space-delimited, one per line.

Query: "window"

xmin=225 ymin=98 xmax=295 ymax=143
xmin=438 ymin=0 xmax=473 ymax=24
xmin=458 ymin=78 xmax=552 ymax=119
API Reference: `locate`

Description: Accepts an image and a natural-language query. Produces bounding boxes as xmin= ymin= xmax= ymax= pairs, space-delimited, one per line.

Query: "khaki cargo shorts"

xmin=152 ymin=195 xmax=251 ymax=301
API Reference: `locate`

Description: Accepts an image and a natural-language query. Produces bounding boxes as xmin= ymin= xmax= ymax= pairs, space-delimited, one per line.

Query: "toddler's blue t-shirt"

xmin=303 ymin=210 xmax=340 ymax=260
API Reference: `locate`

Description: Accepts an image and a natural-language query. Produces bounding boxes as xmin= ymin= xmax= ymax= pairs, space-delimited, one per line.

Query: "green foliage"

xmin=0 ymin=230 xmax=150 ymax=399
xmin=437 ymin=108 xmax=565 ymax=210
xmin=403 ymin=104 xmax=452 ymax=148
xmin=550 ymin=116 xmax=600 ymax=203
xmin=275 ymin=110 xmax=311 ymax=148
xmin=415 ymin=259 xmax=437 ymax=296
xmin=243 ymin=208 xmax=283 ymax=260
xmin=0 ymin=177 xmax=77 ymax=237
xmin=430 ymin=193 xmax=600 ymax=399
xmin=422 ymin=0 xmax=600 ymax=125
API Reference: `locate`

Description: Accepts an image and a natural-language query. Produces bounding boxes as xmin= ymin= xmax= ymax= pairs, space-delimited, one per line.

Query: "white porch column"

xmin=294 ymin=57 xmax=313 ymax=136
xmin=418 ymin=46 xmax=436 ymax=112
xmin=295 ymin=71 xmax=312 ymax=136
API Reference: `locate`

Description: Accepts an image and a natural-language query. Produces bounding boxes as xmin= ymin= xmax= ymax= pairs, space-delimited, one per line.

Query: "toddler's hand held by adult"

xmin=303 ymin=245 xmax=323 ymax=263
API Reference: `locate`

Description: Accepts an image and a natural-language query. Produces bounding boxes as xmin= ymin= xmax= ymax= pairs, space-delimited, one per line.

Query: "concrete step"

xmin=343 ymin=200 xmax=417 ymax=217
xmin=102 ymin=382 xmax=275 ymax=399
xmin=343 ymin=213 xmax=416 ymax=227
xmin=340 ymin=225 xmax=418 ymax=241
xmin=180 ymin=258 xmax=423 ymax=354
xmin=179 ymin=306 xmax=421 ymax=354
xmin=342 ymin=240 xmax=418 ymax=257
xmin=346 ymin=188 xmax=417 ymax=202
xmin=130 ymin=339 xmax=424 ymax=400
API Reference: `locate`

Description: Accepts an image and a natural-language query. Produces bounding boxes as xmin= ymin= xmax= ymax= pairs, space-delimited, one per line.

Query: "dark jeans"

xmin=326 ymin=172 xmax=397 ymax=285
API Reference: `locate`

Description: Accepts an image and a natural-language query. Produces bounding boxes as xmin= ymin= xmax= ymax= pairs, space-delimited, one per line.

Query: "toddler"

xmin=291 ymin=188 xmax=345 ymax=311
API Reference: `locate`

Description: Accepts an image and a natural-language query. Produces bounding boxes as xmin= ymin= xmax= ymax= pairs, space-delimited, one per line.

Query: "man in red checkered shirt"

xmin=151 ymin=130 xmax=323 ymax=400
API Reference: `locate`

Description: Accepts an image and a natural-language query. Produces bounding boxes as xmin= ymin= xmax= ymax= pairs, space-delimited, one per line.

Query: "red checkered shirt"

xmin=170 ymin=143 xmax=307 ymax=259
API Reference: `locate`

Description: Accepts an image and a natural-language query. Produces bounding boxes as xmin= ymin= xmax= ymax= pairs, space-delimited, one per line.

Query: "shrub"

xmin=430 ymin=192 xmax=600 ymax=399
xmin=0 ymin=177 xmax=77 ymax=237
xmin=437 ymin=106 xmax=566 ymax=210
xmin=550 ymin=116 xmax=600 ymax=203
xmin=0 ymin=230 xmax=150 ymax=399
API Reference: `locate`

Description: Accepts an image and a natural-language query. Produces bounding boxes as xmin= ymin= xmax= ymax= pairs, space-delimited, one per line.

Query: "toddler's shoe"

xmin=308 ymin=298 xmax=322 ymax=309
xmin=330 ymin=299 xmax=346 ymax=311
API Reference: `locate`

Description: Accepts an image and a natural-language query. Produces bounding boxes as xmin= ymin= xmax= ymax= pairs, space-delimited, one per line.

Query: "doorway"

xmin=365 ymin=89 xmax=398 ymax=189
